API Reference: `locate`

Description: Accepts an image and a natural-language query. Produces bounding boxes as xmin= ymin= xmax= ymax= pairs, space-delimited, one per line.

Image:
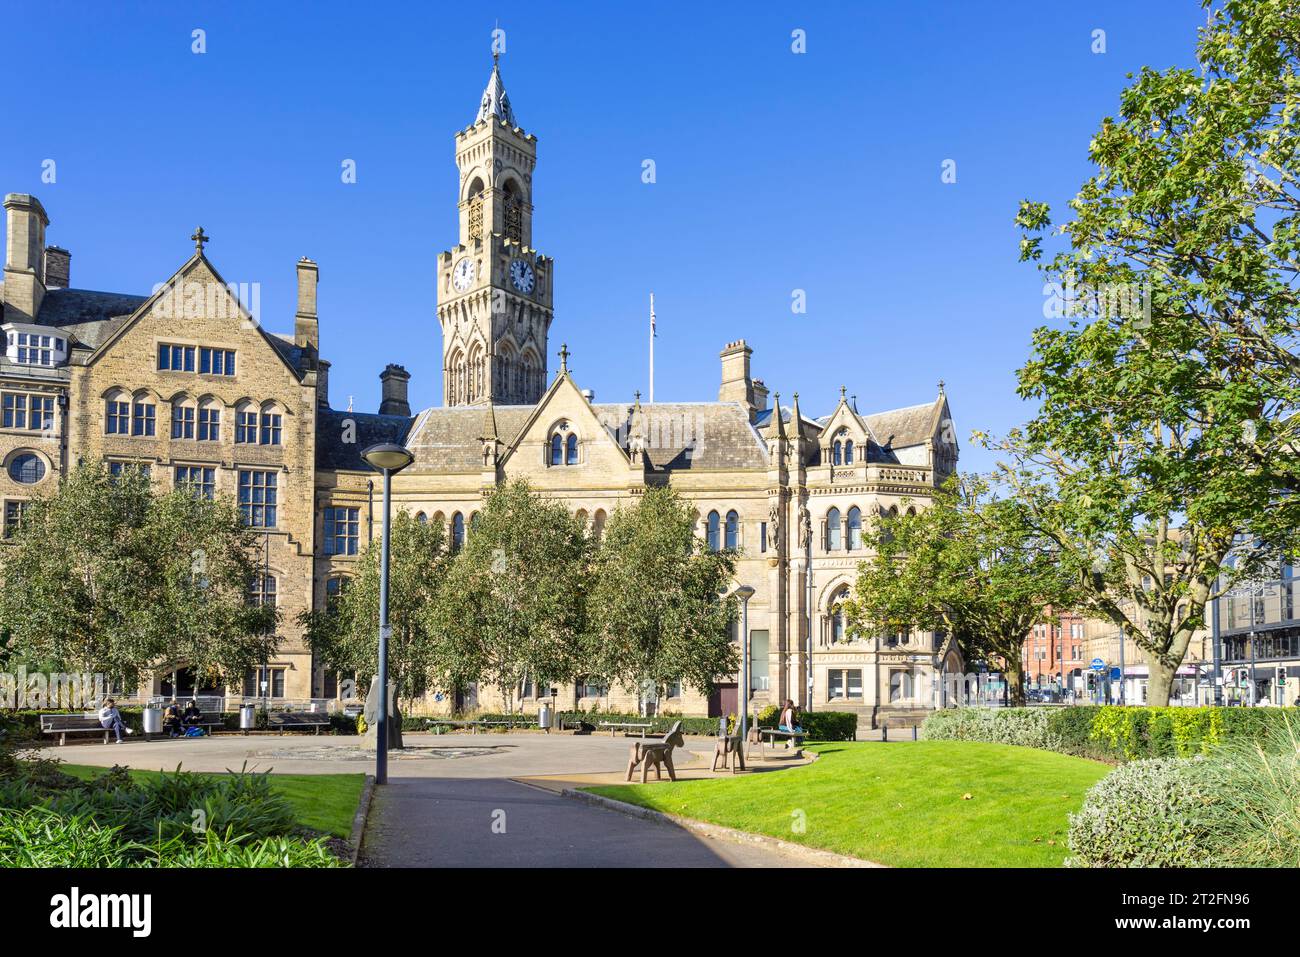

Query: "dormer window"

xmin=3 ymin=325 xmax=67 ymax=367
xmin=548 ymin=421 xmax=579 ymax=466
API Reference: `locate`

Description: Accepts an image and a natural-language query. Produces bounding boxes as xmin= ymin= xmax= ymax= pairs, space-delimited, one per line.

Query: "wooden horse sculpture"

xmin=625 ymin=721 xmax=685 ymax=783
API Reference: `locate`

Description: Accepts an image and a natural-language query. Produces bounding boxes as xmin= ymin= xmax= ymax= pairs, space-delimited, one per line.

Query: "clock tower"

xmin=437 ymin=56 xmax=554 ymax=407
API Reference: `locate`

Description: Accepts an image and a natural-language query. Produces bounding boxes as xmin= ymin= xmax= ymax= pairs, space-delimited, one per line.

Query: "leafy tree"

xmin=844 ymin=475 xmax=1075 ymax=705
xmin=586 ymin=487 xmax=738 ymax=709
xmin=0 ymin=465 xmax=275 ymax=688
xmin=1002 ymin=0 xmax=1300 ymax=704
xmin=425 ymin=481 xmax=589 ymax=713
xmin=300 ymin=510 xmax=451 ymax=717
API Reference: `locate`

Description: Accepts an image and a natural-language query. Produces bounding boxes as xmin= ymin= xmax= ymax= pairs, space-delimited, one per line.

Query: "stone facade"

xmin=0 ymin=61 xmax=961 ymax=728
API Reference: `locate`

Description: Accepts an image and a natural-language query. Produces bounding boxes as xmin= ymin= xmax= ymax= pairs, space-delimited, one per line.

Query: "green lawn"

xmin=587 ymin=741 xmax=1110 ymax=867
xmin=60 ymin=765 xmax=364 ymax=839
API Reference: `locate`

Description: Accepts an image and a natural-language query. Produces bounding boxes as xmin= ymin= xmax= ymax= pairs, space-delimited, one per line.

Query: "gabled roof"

xmin=863 ymin=398 xmax=943 ymax=449
xmin=405 ymin=404 xmax=535 ymax=472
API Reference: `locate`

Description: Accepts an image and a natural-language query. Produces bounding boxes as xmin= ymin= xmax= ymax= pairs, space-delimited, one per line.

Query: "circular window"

xmin=9 ymin=453 xmax=45 ymax=484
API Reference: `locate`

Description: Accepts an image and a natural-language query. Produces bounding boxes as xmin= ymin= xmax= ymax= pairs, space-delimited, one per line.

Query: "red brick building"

xmin=1022 ymin=609 xmax=1087 ymax=695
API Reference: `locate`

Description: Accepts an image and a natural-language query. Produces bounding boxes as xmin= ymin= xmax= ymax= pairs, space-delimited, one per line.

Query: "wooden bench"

xmin=599 ymin=721 xmax=653 ymax=738
xmin=753 ymin=727 xmax=805 ymax=759
xmin=158 ymin=710 xmax=225 ymax=737
xmin=41 ymin=713 xmax=116 ymax=746
xmin=267 ymin=711 xmax=330 ymax=734
xmin=625 ymin=721 xmax=685 ymax=783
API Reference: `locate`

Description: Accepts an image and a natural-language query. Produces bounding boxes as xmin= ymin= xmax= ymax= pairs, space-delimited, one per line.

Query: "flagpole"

xmin=649 ymin=292 xmax=656 ymax=404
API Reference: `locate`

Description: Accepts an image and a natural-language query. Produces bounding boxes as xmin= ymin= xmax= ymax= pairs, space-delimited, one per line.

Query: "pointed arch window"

xmin=830 ymin=586 xmax=849 ymax=643
xmin=847 ymin=506 xmax=862 ymax=550
xmin=452 ymin=512 xmax=465 ymax=550
xmin=706 ymin=511 xmax=721 ymax=552
xmin=565 ymin=433 xmax=578 ymax=465
xmin=724 ymin=510 xmax=739 ymax=550
xmin=550 ymin=433 xmax=563 ymax=466
xmin=845 ymin=439 xmax=854 ymax=464
xmin=832 ymin=441 xmax=842 ymax=466
xmin=827 ymin=507 xmax=842 ymax=550
xmin=592 ymin=509 xmax=606 ymax=542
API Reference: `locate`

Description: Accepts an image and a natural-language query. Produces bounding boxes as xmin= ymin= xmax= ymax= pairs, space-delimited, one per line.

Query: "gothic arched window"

xmin=830 ymin=586 xmax=849 ymax=643
xmin=592 ymin=509 xmax=606 ymax=542
xmin=565 ymin=433 xmax=578 ymax=465
xmin=832 ymin=441 xmax=842 ymax=466
xmin=550 ymin=433 xmax=563 ymax=466
xmin=827 ymin=507 xmax=842 ymax=550
xmin=706 ymin=511 xmax=721 ymax=552
xmin=845 ymin=439 xmax=854 ymax=464
xmin=452 ymin=512 xmax=465 ymax=550
xmin=724 ymin=510 xmax=739 ymax=550
xmin=847 ymin=506 xmax=862 ymax=550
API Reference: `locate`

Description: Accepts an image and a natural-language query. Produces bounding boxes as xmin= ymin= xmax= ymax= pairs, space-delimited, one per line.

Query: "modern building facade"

xmin=0 ymin=60 xmax=961 ymax=727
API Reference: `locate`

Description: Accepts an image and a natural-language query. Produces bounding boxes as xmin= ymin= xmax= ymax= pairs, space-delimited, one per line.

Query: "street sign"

xmin=1110 ymin=667 xmax=1122 ymax=680
xmin=1090 ymin=658 xmax=1106 ymax=672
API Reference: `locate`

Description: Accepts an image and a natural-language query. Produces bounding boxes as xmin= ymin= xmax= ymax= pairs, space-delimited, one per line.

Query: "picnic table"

xmin=598 ymin=721 xmax=653 ymax=738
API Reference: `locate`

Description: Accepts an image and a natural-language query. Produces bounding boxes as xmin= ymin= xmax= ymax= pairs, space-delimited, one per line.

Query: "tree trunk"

xmin=1145 ymin=653 xmax=1175 ymax=707
xmin=1008 ymin=662 xmax=1026 ymax=706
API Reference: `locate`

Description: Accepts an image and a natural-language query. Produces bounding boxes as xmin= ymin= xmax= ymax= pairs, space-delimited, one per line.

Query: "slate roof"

xmin=316 ymin=409 xmax=416 ymax=471
xmin=24 ymin=288 xmax=149 ymax=351
xmin=863 ymin=401 xmax=939 ymax=448
xmin=405 ymin=405 xmax=535 ymax=472
xmin=591 ymin=401 xmax=768 ymax=471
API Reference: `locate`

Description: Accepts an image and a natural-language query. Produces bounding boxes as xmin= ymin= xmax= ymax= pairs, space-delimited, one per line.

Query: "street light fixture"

xmin=731 ymin=585 xmax=756 ymax=747
xmin=361 ymin=442 xmax=415 ymax=785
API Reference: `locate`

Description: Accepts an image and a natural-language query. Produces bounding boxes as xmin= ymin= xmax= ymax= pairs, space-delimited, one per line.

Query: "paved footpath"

xmin=37 ymin=730 xmax=813 ymax=868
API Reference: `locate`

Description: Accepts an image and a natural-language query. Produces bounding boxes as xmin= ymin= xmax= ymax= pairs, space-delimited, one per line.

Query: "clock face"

xmin=452 ymin=258 xmax=475 ymax=291
xmin=510 ymin=259 xmax=536 ymax=294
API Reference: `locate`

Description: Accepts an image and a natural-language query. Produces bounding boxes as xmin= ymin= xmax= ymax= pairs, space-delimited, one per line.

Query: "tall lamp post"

xmin=732 ymin=585 xmax=756 ymax=745
xmin=361 ymin=442 xmax=415 ymax=785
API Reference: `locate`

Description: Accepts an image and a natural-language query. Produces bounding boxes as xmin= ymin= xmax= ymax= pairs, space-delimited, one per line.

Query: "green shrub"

xmin=1067 ymin=757 xmax=1224 ymax=867
xmin=0 ymin=807 xmax=135 ymax=867
xmin=753 ymin=705 xmax=859 ymax=741
xmin=1205 ymin=712 xmax=1300 ymax=867
xmin=329 ymin=712 xmax=358 ymax=735
xmin=920 ymin=707 xmax=1057 ymax=750
xmin=922 ymin=706 xmax=1297 ymax=762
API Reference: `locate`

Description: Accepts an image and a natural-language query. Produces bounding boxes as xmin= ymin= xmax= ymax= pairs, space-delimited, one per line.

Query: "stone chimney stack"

xmin=379 ymin=364 xmax=411 ymax=416
xmin=3 ymin=194 xmax=50 ymax=322
xmin=317 ymin=359 xmax=331 ymax=409
xmin=294 ymin=257 xmax=319 ymax=352
xmin=718 ymin=339 xmax=755 ymax=417
xmin=42 ymin=246 xmax=70 ymax=289
xmin=751 ymin=378 xmax=769 ymax=418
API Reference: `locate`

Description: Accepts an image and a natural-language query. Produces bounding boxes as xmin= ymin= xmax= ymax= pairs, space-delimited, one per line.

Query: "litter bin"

xmin=142 ymin=705 xmax=162 ymax=740
xmin=239 ymin=703 xmax=257 ymax=734
xmin=538 ymin=702 xmax=553 ymax=733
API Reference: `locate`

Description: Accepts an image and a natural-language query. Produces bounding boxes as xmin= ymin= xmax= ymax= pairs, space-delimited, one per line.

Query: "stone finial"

xmin=558 ymin=342 xmax=570 ymax=373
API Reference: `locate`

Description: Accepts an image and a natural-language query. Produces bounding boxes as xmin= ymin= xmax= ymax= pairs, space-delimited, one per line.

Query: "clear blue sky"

xmin=2 ymin=0 xmax=1203 ymax=473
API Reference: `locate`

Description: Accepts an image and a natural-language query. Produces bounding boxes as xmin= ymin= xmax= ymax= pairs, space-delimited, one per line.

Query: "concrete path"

xmin=35 ymin=730 xmax=817 ymax=868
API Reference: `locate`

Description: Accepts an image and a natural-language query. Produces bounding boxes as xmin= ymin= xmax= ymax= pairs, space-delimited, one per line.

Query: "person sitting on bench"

xmin=778 ymin=699 xmax=804 ymax=734
xmin=182 ymin=699 xmax=203 ymax=731
xmin=98 ymin=699 xmax=133 ymax=744
xmin=162 ymin=702 xmax=183 ymax=738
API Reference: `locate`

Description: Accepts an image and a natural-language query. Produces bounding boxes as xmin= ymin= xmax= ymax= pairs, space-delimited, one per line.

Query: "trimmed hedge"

xmin=754 ymin=706 xmax=859 ymax=742
xmin=921 ymin=705 xmax=1298 ymax=762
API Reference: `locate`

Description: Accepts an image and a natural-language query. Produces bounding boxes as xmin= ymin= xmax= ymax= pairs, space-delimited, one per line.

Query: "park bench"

xmin=625 ymin=721 xmax=684 ymax=783
xmin=752 ymin=726 xmax=805 ymax=759
xmin=41 ymin=713 xmax=116 ymax=746
xmin=157 ymin=709 xmax=225 ymax=738
xmin=267 ymin=711 xmax=330 ymax=734
xmin=599 ymin=721 xmax=653 ymax=738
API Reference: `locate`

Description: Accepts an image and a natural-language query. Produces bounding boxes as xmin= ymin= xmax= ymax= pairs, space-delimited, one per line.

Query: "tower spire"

xmin=476 ymin=52 xmax=516 ymax=126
